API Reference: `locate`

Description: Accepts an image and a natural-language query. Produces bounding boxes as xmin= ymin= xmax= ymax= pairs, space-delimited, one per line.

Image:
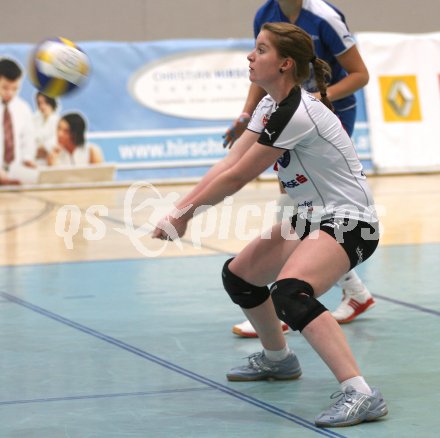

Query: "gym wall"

xmin=1 ymin=0 xmax=438 ymax=43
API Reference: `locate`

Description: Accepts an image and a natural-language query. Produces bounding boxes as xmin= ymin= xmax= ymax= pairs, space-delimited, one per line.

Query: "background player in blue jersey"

xmin=224 ymin=0 xmax=375 ymax=335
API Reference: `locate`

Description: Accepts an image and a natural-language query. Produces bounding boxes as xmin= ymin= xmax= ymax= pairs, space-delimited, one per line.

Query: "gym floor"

xmin=0 ymin=174 xmax=439 ymax=437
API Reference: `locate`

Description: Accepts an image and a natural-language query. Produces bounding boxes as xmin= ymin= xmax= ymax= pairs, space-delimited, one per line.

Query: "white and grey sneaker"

xmin=315 ymin=385 xmax=388 ymax=427
xmin=226 ymin=351 xmax=301 ymax=382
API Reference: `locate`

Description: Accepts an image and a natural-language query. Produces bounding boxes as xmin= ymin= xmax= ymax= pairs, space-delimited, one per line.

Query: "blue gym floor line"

xmin=0 ymin=291 xmax=346 ymax=438
xmin=373 ymin=293 xmax=440 ymax=317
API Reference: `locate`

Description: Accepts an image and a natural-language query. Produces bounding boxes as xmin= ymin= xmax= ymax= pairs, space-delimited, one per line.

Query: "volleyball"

xmin=29 ymin=37 xmax=90 ymax=97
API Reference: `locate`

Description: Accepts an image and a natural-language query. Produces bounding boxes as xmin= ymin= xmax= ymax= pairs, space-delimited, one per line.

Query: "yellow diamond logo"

xmin=379 ymin=75 xmax=422 ymax=122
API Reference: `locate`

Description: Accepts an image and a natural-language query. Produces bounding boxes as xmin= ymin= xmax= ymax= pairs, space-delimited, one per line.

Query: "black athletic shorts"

xmin=290 ymin=215 xmax=379 ymax=269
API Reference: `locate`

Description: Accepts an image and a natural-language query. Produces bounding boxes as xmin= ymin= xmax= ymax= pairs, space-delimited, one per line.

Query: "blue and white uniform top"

xmin=248 ymin=87 xmax=377 ymax=224
xmin=254 ymin=0 xmax=357 ymax=114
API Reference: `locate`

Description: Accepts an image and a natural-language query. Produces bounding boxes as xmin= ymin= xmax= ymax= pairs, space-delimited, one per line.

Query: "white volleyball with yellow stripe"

xmin=29 ymin=37 xmax=90 ymax=97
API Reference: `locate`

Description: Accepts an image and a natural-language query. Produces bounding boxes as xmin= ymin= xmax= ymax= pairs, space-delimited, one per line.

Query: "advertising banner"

xmin=357 ymin=32 xmax=440 ymax=173
xmin=1 ymin=37 xmax=372 ymax=185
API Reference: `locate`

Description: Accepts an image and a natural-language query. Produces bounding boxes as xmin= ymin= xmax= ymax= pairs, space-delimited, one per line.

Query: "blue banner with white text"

xmin=0 ymin=38 xmax=372 ymax=183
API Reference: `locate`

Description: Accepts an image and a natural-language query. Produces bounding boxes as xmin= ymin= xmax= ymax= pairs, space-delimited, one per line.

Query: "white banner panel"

xmin=356 ymin=32 xmax=440 ymax=173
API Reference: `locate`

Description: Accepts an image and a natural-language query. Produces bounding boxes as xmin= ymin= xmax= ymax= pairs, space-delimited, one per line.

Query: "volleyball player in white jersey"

xmin=153 ymin=22 xmax=387 ymax=428
xmin=227 ymin=0 xmax=375 ymax=336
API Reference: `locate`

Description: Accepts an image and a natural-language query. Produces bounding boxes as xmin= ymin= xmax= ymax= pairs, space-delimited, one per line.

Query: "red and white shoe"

xmin=232 ymin=320 xmax=289 ymax=338
xmin=331 ymin=289 xmax=376 ymax=324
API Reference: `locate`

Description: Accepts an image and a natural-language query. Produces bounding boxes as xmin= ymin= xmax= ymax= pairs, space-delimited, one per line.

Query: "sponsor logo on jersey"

xmin=264 ymin=128 xmax=276 ymax=140
xmin=379 ymin=75 xmax=422 ymax=122
xmin=280 ymin=173 xmax=308 ymax=189
xmin=297 ymin=200 xmax=313 ymax=214
xmin=277 ymin=150 xmax=291 ymax=168
xmin=298 ymin=200 xmax=313 ymax=208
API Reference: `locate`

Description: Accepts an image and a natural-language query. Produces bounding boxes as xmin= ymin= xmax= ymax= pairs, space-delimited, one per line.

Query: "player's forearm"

xmin=326 ymin=71 xmax=369 ymax=102
xmin=176 ymin=169 xmax=248 ymax=222
xmin=178 ymin=158 xmax=232 ymax=207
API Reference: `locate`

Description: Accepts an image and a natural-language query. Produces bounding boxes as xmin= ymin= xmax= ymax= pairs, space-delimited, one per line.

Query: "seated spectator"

xmin=47 ymin=112 xmax=103 ymax=166
xmin=33 ymin=92 xmax=59 ymax=162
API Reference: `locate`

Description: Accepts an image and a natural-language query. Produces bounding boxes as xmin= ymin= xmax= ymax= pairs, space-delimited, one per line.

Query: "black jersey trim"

xmin=258 ymin=86 xmax=302 ymax=147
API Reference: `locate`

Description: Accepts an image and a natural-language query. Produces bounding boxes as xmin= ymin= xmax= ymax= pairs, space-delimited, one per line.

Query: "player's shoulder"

xmin=255 ymin=0 xmax=277 ymax=16
xmin=254 ymin=0 xmax=279 ymax=26
xmin=254 ymin=94 xmax=276 ymax=115
xmin=302 ymin=0 xmax=355 ymax=50
xmin=303 ymin=0 xmax=344 ymax=20
xmin=302 ymin=0 xmax=348 ymax=29
xmin=267 ymin=87 xmax=303 ymax=129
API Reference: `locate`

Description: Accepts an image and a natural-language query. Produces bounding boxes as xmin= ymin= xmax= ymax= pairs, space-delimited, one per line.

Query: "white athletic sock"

xmin=264 ymin=345 xmax=291 ymax=362
xmin=341 ymin=376 xmax=372 ymax=395
xmin=337 ymin=270 xmax=368 ymax=295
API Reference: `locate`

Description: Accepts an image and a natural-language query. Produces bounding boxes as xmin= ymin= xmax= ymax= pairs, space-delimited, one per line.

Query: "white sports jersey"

xmin=247 ymin=87 xmax=377 ymax=223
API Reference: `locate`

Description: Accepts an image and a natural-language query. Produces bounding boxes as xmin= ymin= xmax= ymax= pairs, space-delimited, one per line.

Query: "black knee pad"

xmin=270 ymin=278 xmax=327 ymax=332
xmin=222 ymin=258 xmax=270 ymax=309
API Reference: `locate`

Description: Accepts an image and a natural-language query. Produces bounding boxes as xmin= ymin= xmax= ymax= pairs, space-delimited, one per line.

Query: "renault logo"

xmin=387 ymin=80 xmax=414 ymax=117
xmin=379 ymin=75 xmax=422 ymax=122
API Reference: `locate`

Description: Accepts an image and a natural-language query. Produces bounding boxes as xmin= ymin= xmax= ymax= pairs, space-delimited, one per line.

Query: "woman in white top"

xmin=152 ymin=22 xmax=387 ymax=427
xmin=33 ymin=92 xmax=59 ymax=162
xmin=47 ymin=112 xmax=103 ymax=166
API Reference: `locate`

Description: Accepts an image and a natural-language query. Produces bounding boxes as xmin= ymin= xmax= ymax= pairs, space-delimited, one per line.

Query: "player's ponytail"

xmin=311 ymin=57 xmax=334 ymax=112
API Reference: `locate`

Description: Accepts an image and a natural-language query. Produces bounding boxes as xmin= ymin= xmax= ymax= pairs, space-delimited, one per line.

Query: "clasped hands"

xmin=151 ymin=205 xmax=192 ymax=241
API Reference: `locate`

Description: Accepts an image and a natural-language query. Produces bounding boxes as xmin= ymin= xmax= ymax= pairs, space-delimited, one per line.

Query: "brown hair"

xmin=261 ymin=22 xmax=334 ymax=111
xmin=61 ymin=112 xmax=86 ymax=146
xmin=36 ymin=91 xmax=58 ymax=111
